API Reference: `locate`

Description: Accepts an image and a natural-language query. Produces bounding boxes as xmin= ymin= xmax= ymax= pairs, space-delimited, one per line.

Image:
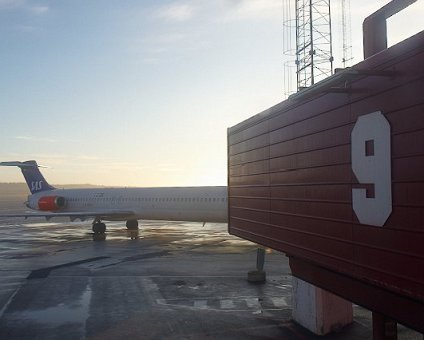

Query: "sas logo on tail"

xmin=31 ymin=181 xmax=43 ymax=191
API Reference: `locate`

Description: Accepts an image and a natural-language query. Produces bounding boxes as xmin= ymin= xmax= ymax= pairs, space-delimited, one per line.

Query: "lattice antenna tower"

xmin=295 ymin=0 xmax=333 ymax=91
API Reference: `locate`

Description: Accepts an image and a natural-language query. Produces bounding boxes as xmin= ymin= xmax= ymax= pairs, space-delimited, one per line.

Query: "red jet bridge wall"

xmin=227 ymin=26 xmax=424 ymax=332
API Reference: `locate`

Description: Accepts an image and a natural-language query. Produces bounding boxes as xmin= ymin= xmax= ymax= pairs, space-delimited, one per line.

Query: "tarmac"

xmin=0 ymin=219 xmax=421 ymax=339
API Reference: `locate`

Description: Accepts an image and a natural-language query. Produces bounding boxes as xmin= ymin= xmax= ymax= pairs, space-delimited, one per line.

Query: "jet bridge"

xmin=227 ymin=0 xmax=423 ymax=335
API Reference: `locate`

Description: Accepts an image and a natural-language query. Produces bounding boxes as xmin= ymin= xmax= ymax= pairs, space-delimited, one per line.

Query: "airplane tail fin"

xmin=0 ymin=160 xmax=55 ymax=194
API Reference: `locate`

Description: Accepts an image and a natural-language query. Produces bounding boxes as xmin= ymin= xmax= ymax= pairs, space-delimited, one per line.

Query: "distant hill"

xmin=0 ymin=183 xmax=29 ymax=195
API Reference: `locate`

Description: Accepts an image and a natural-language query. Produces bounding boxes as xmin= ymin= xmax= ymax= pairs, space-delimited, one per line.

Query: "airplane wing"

xmin=0 ymin=210 xmax=137 ymax=222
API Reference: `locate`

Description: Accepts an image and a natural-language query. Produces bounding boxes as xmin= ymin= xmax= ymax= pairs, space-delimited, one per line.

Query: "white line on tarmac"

xmin=193 ymin=300 xmax=208 ymax=309
xmin=244 ymin=297 xmax=260 ymax=308
xmin=220 ymin=299 xmax=235 ymax=309
xmin=271 ymin=297 xmax=288 ymax=307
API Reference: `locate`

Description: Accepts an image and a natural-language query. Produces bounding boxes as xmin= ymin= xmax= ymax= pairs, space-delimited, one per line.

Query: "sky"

xmin=0 ymin=0 xmax=422 ymax=187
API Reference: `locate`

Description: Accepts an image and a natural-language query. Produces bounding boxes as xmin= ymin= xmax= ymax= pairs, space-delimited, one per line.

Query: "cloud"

xmin=0 ymin=0 xmax=49 ymax=14
xmin=223 ymin=0 xmax=281 ymax=20
xmin=14 ymin=135 xmax=55 ymax=143
xmin=134 ymin=0 xmax=281 ymax=64
xmin=152 ymin=0 xmax=281 ymax=23
xmin=0 ymin=0 xmax=23 ymax=9
xmin=30 ymin=5 xmax=48 ymax=14
xmin=155 ymin=2 xmax=195 ymax=22
xmin=14 ymin=24 xmax=37 ymax=32
xmin=136 ymin=32 xmax=187 ymax=62
xmin=145 ymin=32 xmax=186 ymax=45
xmin=141 ymin=57 xmax=160 ymax=65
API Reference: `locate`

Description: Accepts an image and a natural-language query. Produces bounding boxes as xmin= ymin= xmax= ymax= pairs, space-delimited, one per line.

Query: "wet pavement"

xmin=0 ymin=219 xmax=421 ymax=339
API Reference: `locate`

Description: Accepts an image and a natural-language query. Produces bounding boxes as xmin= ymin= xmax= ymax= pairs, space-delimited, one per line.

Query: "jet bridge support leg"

xmin=247 ymin=247 xmax=266 ymax=283
xmin=372 ymin=312 xmax=398 ymax=340
xmin=290 ymin=257 xmax=353 ymax=335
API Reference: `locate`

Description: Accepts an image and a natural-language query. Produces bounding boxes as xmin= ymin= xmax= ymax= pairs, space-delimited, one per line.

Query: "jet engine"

xmin=38 ymin=196 xmax=66 ymax=211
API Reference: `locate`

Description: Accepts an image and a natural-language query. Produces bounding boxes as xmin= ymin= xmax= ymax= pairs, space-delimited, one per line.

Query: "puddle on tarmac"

xmin=14 ymin=280 xmax=91 ymax=328
xmin=0 ymin=219 xmax=256 ymax=257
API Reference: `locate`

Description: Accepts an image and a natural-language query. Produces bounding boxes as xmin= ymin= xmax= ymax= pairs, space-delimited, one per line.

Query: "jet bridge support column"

xmin=247 ymin=248 xmax=266 ymax=283
xmin=372 ymin=313 xmax=398 ymax=340
xmin=292 ymin=275 xmax=353 ymax=335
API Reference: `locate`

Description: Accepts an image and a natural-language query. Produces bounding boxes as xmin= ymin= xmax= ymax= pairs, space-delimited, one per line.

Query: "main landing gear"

xmin=92 ymin=220 xmax=106 ymax=234
xmin=92 ymin=219 xmax=139 ymax=234
xmin=126 ymin=219 xmax=139 ymax=230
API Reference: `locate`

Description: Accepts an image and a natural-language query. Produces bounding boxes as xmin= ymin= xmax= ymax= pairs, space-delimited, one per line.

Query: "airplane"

xmin=0 ymin=160 xmax=228 ymax=233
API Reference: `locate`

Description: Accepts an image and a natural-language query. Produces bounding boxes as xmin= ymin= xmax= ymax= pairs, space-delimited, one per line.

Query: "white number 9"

xmin=351 ymin=111 xmax=392 ymax=226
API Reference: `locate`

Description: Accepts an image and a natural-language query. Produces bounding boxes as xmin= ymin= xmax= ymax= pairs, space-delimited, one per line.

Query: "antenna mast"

xmin=341 ymin=0 xmax=353 ymax=67
xmin=283 ymin=0 xmax=352 ymax=96
xmin=295 ymin=0 xmax=333 ymax=91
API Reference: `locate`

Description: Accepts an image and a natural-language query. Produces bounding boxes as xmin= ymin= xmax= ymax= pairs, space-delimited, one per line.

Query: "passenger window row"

xmin=68 ymin=197 xmax=227 ymax=203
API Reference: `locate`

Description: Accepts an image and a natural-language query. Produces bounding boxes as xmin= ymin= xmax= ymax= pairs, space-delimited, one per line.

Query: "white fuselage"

xmin=27 ymin=186 xmax=228 ymax=223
